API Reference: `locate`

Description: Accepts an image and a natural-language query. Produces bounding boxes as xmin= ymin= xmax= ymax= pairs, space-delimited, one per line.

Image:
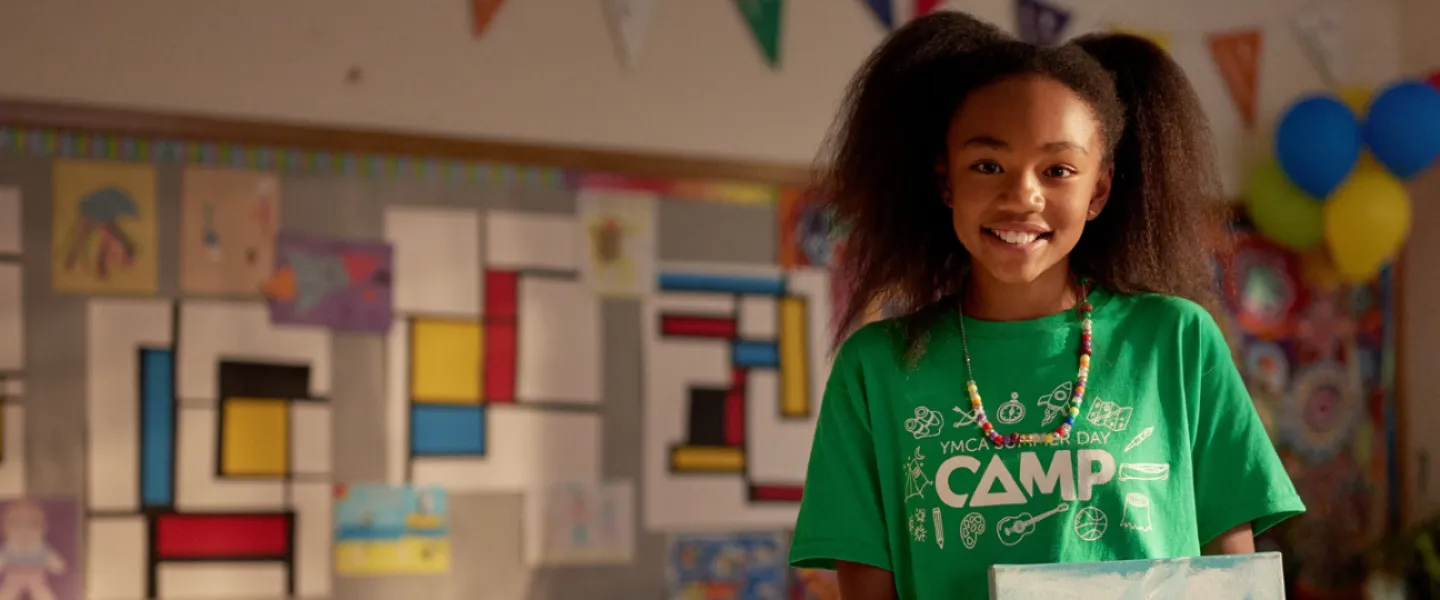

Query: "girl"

xmin=789 ymin=12 xmax=1304 ymax=600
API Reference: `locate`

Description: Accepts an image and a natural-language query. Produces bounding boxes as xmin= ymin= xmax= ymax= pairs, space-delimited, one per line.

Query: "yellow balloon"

xmin=1323 ymin=164 xmax=1412 ymax=282
xmin=1336 ymin=85 xmax=1373 ymax=116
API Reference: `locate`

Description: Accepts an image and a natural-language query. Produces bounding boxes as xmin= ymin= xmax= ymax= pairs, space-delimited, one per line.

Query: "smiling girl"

xmin=788 ymin=12 xmax=1304 ymax=600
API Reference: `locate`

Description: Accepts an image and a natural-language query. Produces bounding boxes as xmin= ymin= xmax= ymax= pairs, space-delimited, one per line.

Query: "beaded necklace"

xmin=957 ymin=280 xmax=1093 ymax=447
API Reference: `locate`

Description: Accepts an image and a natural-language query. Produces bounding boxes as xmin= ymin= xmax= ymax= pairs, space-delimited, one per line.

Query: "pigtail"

xmin=1068 ymin=33 xmax=1224 ymax=307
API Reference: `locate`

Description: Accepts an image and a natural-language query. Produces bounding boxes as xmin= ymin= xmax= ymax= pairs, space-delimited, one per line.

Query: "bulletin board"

xmin=0 ymin=98 xmax=1403 ymax=600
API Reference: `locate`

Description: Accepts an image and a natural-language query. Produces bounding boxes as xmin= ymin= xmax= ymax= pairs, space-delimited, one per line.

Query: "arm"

xmin=1201 ymin=522 xmax=1255 ymax=555
xmin=838 ymin=560 xmax=898 ymax=600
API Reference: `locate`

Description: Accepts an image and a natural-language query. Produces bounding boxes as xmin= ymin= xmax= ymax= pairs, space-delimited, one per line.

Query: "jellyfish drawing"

xmin=61 ymin=186 xmax=138 ymax=279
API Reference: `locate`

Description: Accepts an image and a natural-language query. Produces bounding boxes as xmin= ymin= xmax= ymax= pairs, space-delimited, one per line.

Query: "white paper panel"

xmin=178 ymin=300 xmax=331 ymax=400
xmin=0 ymin=264 xmax=21 ymax=372
xmin=156 ymin=563 xmax=287 ymax=600
xmin=290 ymin=402 xmax=331 ymax=476
xmin=745 ymin=370 xmax=814 ymax=483
xmin=410 ymin=407 xmax=601 ymax=491
xmin=86 ymin=299 xmax=173 ymax=511
xmin=0 ymin=406 xmax=25 ymax=497
xmin=292 ymin=481 xmax=332 ymax=598
xmin=174 ymin=407 xmax=285 ymax=511
xmin=384 ymin=318 xmax=408 ymax=486
xmin=485 ymin=211 xmax=579 ymax=271
xmin=385 ymin=206 xmax=482 ymax=315
xmin=517 ymin=277 xmax=599 ymax=404
xmin=86 ymin=516 xmax=148 ymax=600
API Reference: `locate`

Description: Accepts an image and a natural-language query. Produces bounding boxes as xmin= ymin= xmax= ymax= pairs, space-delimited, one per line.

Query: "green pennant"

xmin=735 ymin=0 xmax=783 ymax=68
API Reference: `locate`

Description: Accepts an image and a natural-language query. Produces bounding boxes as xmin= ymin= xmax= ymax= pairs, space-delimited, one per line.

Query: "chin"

xmin=975 ymin=258 xmax=1050 ymax=285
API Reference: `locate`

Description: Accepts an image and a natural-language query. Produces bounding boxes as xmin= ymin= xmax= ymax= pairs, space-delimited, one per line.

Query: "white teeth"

xmin=991 ymin=230 xmax=1040 ymax=245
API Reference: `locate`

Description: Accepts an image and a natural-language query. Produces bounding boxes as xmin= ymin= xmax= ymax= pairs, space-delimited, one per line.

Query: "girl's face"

xmin=941 ymin=75 xmax=1112 ymax=285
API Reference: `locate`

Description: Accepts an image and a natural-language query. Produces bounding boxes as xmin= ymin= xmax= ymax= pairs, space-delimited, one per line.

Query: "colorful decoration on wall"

xmin=735 ymin=0 xmax=785 ymax=68
xmin=471 ymin=0 xmax=507 ymax=37
xmin=643 ymin=263 xmax=831 ymax=530
xmin=579 ymin=190 xmax=658 ymax=297
xmin=51 ymin=160 xmax=158 ymax=295
xmin=524 ymin=481 xmax=636 ymax=566
xmin=85 ymin=299 xmax=332 ymax=599
xmin=334 ymin=484 xmax=451 ymax=575
xmin=777 ymin=187 xmax=838 ymax=269
xmin=602 ymin=0 xmax=659 ymax=69
xmin=263 ymin=233 xmax=394 ymax=333
xmin=666 ymin=532 xmax=788 ymax=599
xmin=0 ymin=499 xmax=80 ymax=600
xmin=383 ymin=207 xmax=604 ymax=493
xmin=1015 ymin=0 xmax=1070 ymax=46
xmin=1207 ymin=28 xmax=1263 ymax=129
xmin=180 ymin=167 xmax=279 ymax=296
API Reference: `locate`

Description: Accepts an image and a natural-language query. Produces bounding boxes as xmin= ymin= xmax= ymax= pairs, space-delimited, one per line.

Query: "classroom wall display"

xmin=666 ymin=531 xmax=789 ymax=600
xmin=990 ymin=553 xmax=1284 ymax=600
xmin=642 ymin=262 xmax=832 ymax=531
xmin=179 ymin=167 xmax=279 ymax=296
xmin=0 ymin=186 xmax=24 ymax=499
xmin=334 ymin=484 xmax=451 ymax=576
xmin=578 ymin=190 xmax=658 ymax=298
xmin=382 ymin=206 xmax=604 ymax=492
xmin=1213 ymin=220 xmax=1399 ymax=599
xmin=524 ymin=481 xmax=636 ymax=566
xmin=51 ymin=160 xmax=159 ymax=295
xmin=0 ymin=498 xmax=81 ymax=600
xmin=84 ymin=299 xmax=332 ymax=600
xmin=264 ymin=232 xmax=394 ymax=332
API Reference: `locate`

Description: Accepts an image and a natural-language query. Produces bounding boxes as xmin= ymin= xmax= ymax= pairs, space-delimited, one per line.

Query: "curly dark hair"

xmin=822 ymin=11 xmax=1226 ymax=348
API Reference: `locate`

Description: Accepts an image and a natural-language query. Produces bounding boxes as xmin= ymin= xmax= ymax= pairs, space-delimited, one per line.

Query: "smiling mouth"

xmin=984 ymin=228 xmax=1052 ymax=245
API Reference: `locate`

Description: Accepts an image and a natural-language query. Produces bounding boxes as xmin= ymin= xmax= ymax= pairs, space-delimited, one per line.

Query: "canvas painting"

xmin=990 ymin=552 xmax=1285 ymax=600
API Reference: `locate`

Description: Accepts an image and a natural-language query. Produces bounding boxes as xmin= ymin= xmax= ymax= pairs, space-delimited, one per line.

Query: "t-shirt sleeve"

xmin=1188 ymin=310 xmax=1306 ymax=544
xmin=789 ymin=332 xmax=891 ymax=572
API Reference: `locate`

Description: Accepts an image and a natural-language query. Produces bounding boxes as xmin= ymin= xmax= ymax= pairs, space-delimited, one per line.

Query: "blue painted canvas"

xmin=990 ymin=552 xmax=1285 ymax=600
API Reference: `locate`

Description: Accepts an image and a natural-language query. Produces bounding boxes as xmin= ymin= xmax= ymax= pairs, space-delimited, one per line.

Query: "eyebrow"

xmin=960 ymin=136 xmax=1089 ymax=155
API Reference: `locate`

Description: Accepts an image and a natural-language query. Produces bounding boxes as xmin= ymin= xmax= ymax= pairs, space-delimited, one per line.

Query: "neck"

xmin=963 ymin=261 xmax=1080 ymax=321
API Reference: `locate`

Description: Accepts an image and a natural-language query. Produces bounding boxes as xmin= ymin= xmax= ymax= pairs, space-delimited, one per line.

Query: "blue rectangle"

xmin=410 ymin=405 xmax=486 ymax=456
xmin=732 ymin=341 xmax=779 ymax=368
xmin=139 ymin=348 xmax=175 ymax=507
xmin=658 ymin=272 xmax=786 ymax=296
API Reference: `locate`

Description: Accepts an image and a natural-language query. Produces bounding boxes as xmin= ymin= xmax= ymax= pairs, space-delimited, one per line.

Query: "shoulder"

xmin=1106 ymin=291 xmax=1222 ymax=336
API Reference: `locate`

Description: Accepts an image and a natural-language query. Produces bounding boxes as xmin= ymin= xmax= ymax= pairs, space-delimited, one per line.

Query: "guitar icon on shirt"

xmin=996 ymin=503 xmax=1071 ymax=546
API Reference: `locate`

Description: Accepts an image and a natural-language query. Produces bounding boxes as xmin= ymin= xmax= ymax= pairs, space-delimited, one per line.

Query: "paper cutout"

xmin=644 ymin=263 xmax=831 ymax=530
xmin=735 ymin=0 xmax=784 ymax=68
xmin=915 ymin=0 xmax=946 ymax=17
xmin=483 ymin=271 xmax=518 ymax=402
xmin=864 ymin=0 xmax=894 ymax=29
xmin=471 ymin=0 xmax=507 ymax=36
xmin=410 ymin=404 xmax=486 ymax=456
xmin=1291 ymin=6 xmax=1343 ymax=87
xmin=992 ymin=553 xmax=1285 ymax=600
xmin=602 ymin=0 xmax=658 ymax=69
xmin=86 ymin=516 xmax=146 ymax=600
xmin=87 ymin=298 xmax=332 ymax=598
xmin=517 ymin=276 xmax=602 ymax=405
xmin=1208 ymin=29 xmax=1263 ymax=129
xmin=667 ymin=532 xmax=788 ymax=599
xmin=579 ymin=190 xmax=657 ymax=297
xmin=51 ymin=160 xmax=158 ymax=294
xmin=409 ymin=317 xmax=483 ymax=405
xmin=0 ymin=187 xmax=19 ymax=255
xmin=486 ymin=211 xmax=579 ymax=272
xmin=1109 ymin=25 xmax=1170 ymax=52
xmin=525 ymin=481 xmax=636 ymax=566
xmin=0 ymin=499 xmax=80 ymax=600
xmin=179 ymin=167 xmax=279 ymax=296
xmin=384 ymin=206 xmax=481 ymax=316
xmin=264 ymin=232 xmax=394 ymax=332
xmin=1015 ymin=0 xmax=1070 ymax=45
xmin=334 ymin=484 xmax=450 ymax=576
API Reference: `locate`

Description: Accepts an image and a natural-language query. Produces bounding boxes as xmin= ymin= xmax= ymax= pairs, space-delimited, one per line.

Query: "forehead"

xmin=948 ymin=75 xmax=1103 ymax=150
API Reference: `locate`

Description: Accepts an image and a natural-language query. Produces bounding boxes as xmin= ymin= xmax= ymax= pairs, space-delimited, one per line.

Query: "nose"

xmin=1000 ymin=171 xmax=1044 ymax=211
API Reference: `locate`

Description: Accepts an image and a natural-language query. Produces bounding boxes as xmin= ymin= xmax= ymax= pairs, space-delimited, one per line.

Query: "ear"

xmin=1087 ymin=164 xmax=1113 ymax=220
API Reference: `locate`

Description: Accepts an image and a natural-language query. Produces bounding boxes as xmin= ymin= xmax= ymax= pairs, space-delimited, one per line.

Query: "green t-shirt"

xmin=789 ymin=288 xmax=1305 ymax=600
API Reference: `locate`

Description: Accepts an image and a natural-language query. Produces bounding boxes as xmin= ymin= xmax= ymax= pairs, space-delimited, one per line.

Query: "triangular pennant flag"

xmin=1109 ymin=25 xmax=1170 ymax=52
xmin=1291 ymin=6 xmax=1342 ymax=87
xmin=915 ymin=0 xmax=946 ymax=17
xmin=864 ymin=0 xmax=895 ymax=30
xmin=736 ymin=0 xmax=784 ymax=68
xmin=471 ymin=0 xmax=507 ymax=37
xmin=1015 ymin=0 xmax=1070 ymax=46
xmin=1207 ymin=29 xmax=1263 ymax=128
xmin=602 ymin=0 xmax=658 ymax=69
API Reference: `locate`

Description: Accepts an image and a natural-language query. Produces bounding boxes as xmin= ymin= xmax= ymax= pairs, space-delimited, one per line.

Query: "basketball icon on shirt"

xmin=1073 ymin=506 xmax=1108 ymax=542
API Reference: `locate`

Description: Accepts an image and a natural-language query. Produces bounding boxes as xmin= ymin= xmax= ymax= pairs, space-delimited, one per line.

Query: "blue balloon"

xmin=1363 ymin=80 xmax=1440 ymax=179
xmin=1275 ymin=95 xmax=1362 ymax=199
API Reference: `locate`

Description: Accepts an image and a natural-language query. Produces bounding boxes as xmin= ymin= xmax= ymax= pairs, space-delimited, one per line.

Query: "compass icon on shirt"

xmin=997 ymin=392 xmax=1026 ymax=425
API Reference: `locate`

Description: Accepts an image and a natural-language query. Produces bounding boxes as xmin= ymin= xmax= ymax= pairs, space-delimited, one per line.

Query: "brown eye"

xmin=1044 ymin=166 xmax=1076 ymax=178
xmin=970 ymin=161 xmax=1002 ymax=174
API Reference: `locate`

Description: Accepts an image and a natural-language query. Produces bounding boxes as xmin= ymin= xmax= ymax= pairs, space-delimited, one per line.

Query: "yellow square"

xmin=410 ymin=318 xmax=483 ymax=404
xmin=221 ymin=398 xmax=289 ymax=477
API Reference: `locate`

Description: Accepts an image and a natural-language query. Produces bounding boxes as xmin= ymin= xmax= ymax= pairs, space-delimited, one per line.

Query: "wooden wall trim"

xmin=0 ymin=98 xmax=816 ymax=186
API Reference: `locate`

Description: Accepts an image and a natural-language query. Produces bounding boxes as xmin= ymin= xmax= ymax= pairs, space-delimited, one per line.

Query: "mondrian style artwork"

xmin=383 ymin=207 xmax=604 ymax=492
xmin=85 ymin=299 xmax=332 ymax=600
xmin=642 ymin=263 xmax=833 ymax=530
xmin=0 ymin=186 xmax=25 ymax=498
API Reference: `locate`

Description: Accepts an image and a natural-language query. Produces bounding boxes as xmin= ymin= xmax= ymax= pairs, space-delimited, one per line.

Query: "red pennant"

xmin=472 ymin=0 xmax=507 ymax=36
xmin=1207 ymin=29 xmax=1263 ymax=129
xmin=1427 ymin=69 xmax=1440 ymax=90
xmin=915 ymin=0 xmax=944 ymax=17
